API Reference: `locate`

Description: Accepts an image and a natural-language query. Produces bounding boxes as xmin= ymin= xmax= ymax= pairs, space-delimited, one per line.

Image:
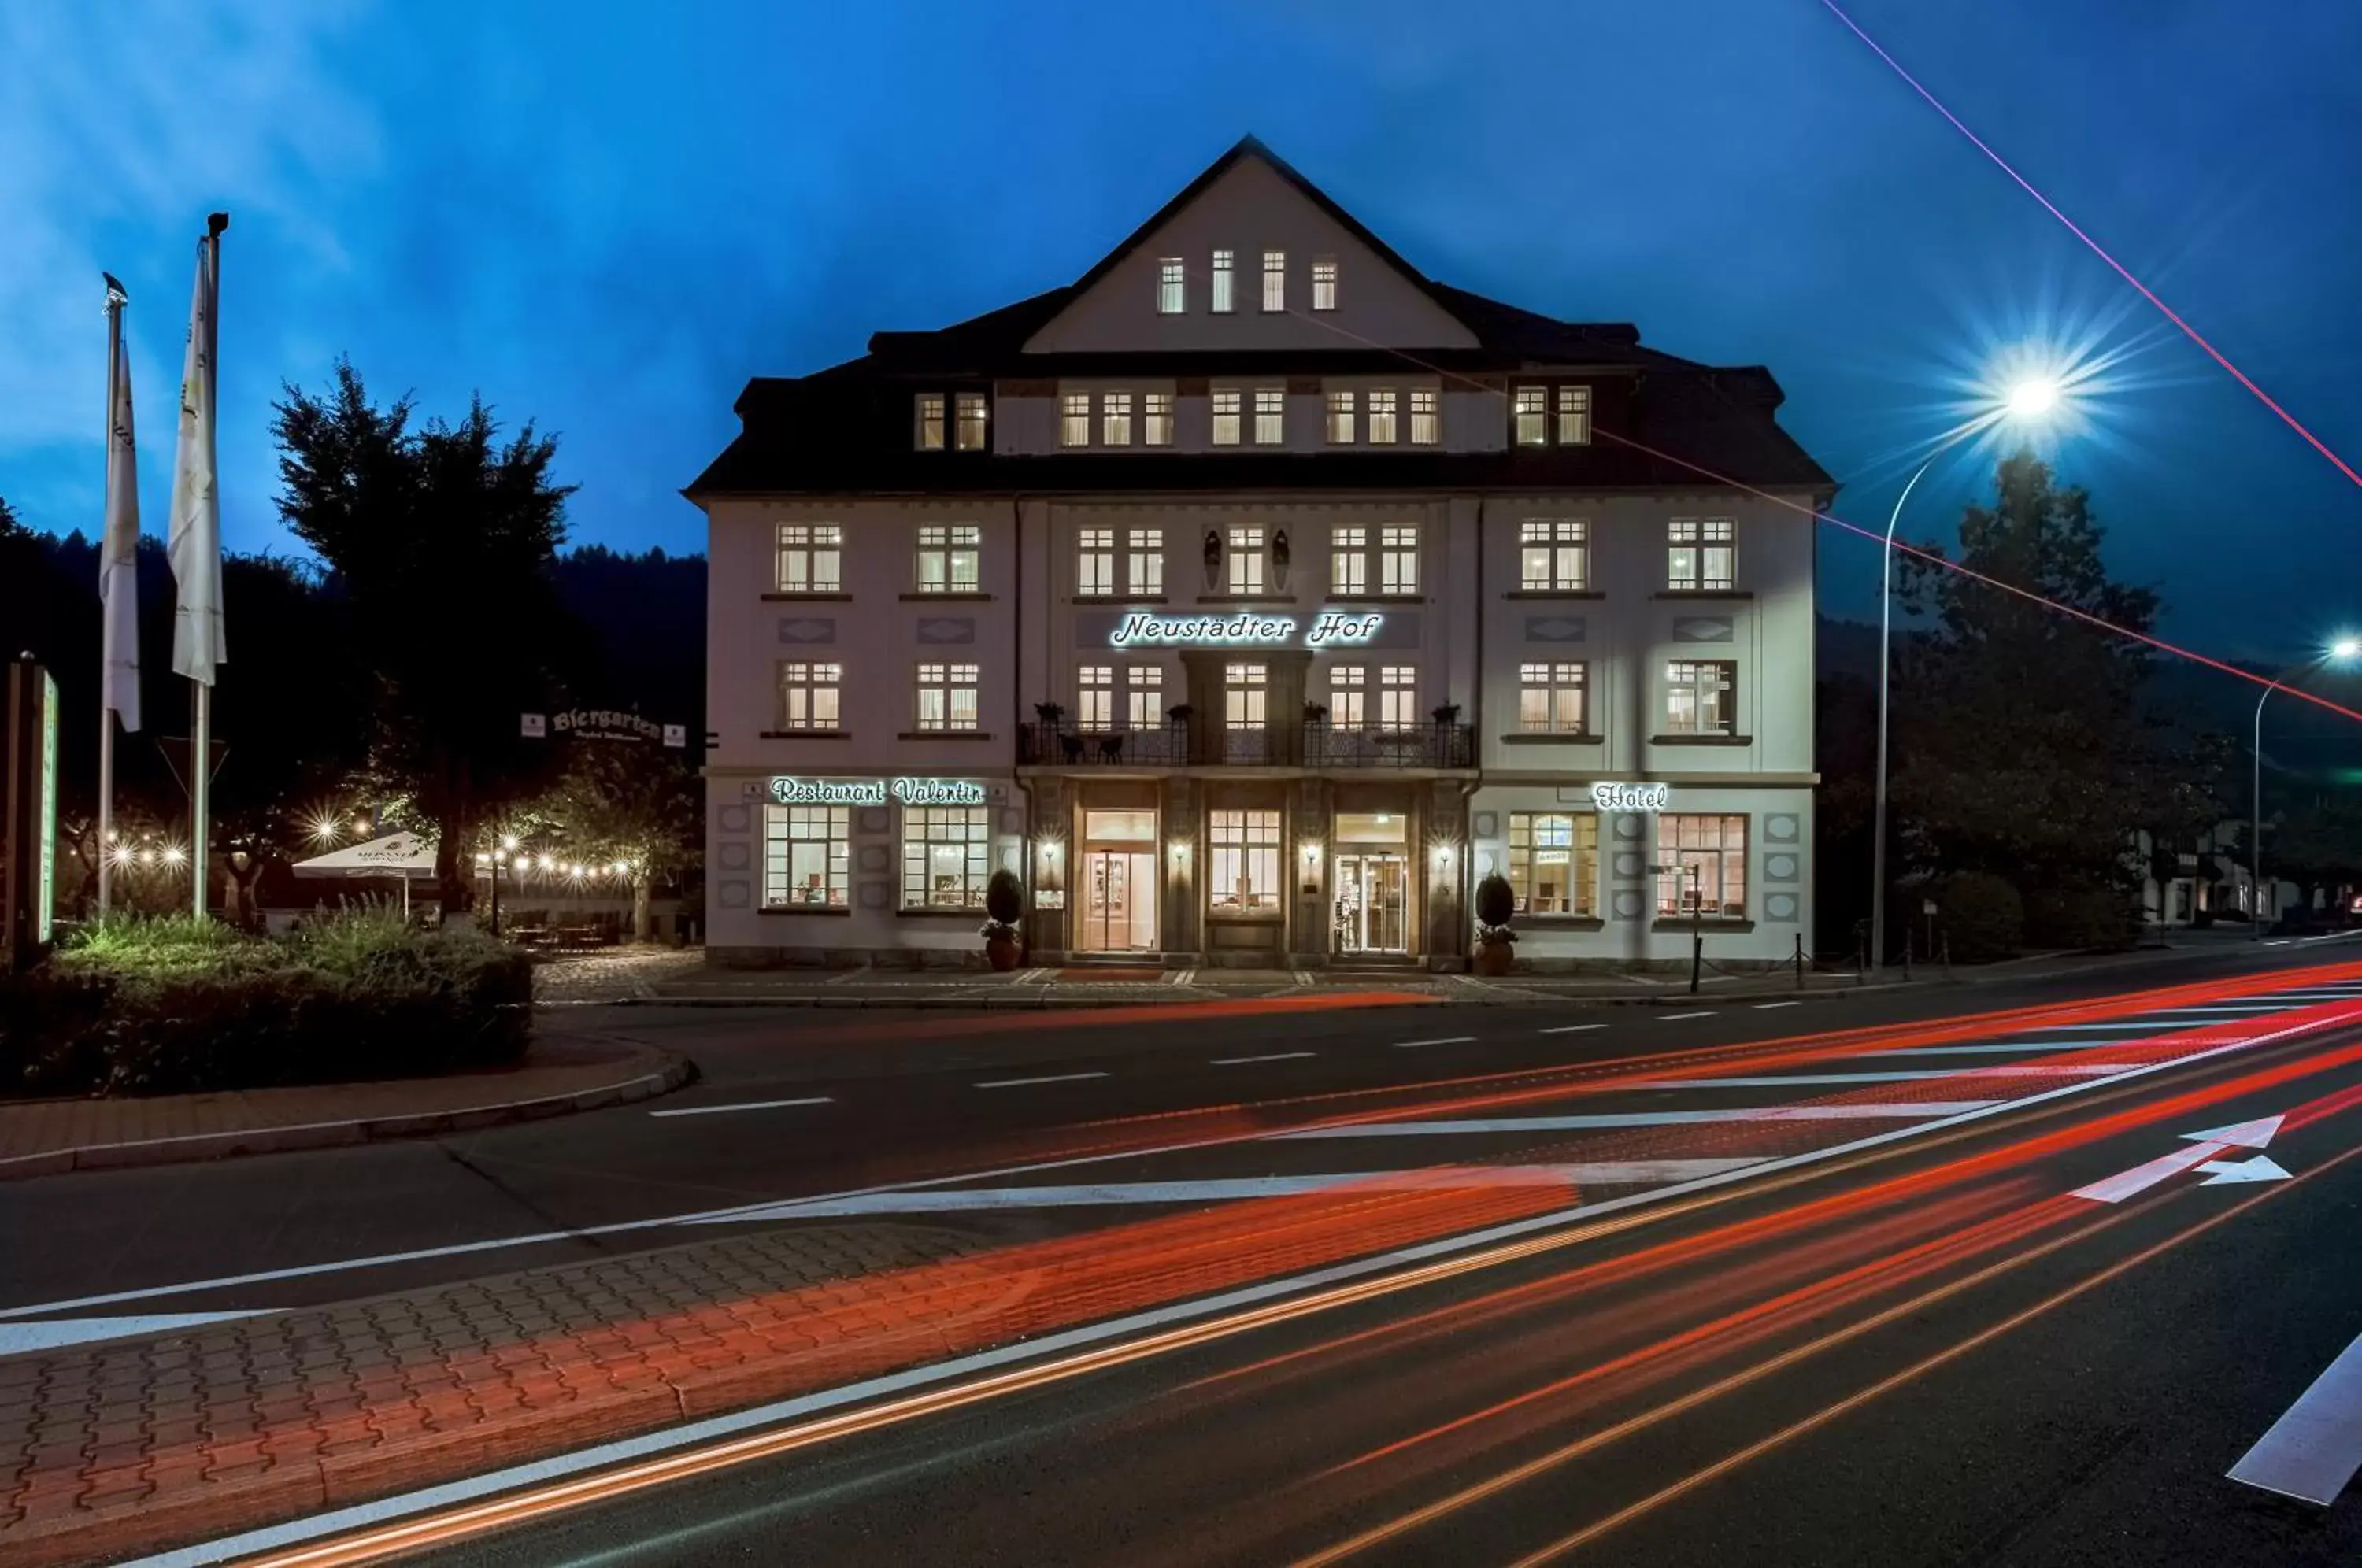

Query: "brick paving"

xmin=0 ymin=1174 xmax=1569 ymax=1566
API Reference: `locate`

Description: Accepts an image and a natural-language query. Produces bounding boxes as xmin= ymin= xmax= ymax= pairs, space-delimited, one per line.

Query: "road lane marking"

xmin=1660 ymin=1011 xmax=1715 ymax=1021
xmin=1278 ymin=1104 xmax=2001 ymax=1138
xmin=1538 ymin=1023 xmax=1605 ymax=1035
xmin=2069 ymin=1115 xmax=2285 ymax=1204
xmin=649 ymin=1096 xmax=835 ymax=1119
xmin=1861 ymin=1040 xmax=2193 ymax=1057
xmin=0 ymin=1311 xmax=266 ymax=1357
xmin=1620 ymin=1068 xmax=2123 ymax=1089
xmin=1212 ymin=1052 xmax=1316 ymax=1065
xmin=972 ymin=1072 xmax=1111 ymax=1089
xmin=2231 ymin=1328 xmax=2362 ymax=1505
xmin=1394 ymin=1036 xmax=1475 ymax=1048
xmin=1753 ymin=1000 xmax=1801 ymax=1009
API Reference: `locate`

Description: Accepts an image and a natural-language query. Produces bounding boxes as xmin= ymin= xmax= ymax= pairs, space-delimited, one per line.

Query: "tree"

xmin=528 ymin=741 xmax=699 ymax=939
xmin=272 ymin=360 xmax=578 ymax=918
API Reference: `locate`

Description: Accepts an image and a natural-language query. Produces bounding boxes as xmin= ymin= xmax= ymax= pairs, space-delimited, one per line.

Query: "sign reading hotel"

xmin=768 ymin=777 xmax=987 ymax=807
xmin=1591 ymin=782 xmax=1670 ymax=812
xmin=1110 ymin=611 xmax=1384 ymax=649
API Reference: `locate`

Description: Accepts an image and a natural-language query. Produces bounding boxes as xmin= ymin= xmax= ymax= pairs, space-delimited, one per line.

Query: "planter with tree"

xmin=981 ymin=867 xmax=1027 ymax=971
xmin=1473 ymin=871 xmax=1516 ymax=976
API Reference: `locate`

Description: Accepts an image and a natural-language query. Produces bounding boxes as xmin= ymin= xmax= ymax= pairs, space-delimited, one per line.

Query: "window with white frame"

xmin=1076 ymin=664 xmax=1113 ymax=730
xmin=1509 ymin=811 xmax=1597 ymax=915
xmin=1127 ymin=527 xmax=1164 ymax=594
xmin=1557 ymin=385 xmax=1591 ymax=445
xmin=1225 ymin=661 xmax=1268 ymax=729
xmin=1378 ymin=664 xmax=1418 ymax=730
xmin=774 ymin=523 xmax=842 ymax=594
xmin=1517 ymin=661 xmax=1587 ymax=734
xmin=1076 ymin=527 xmax=1114 ymax=597
xmin=1657 ymin=814 xmax=1748 ymax=917
xmin=1330 ymin=526 xmax=1368 ymax=594
xmin=1380 ymin=525 xmax=1418 ymax=594
xmin=1211 ymin=249 xmax=1235 ymax=313
xmin=1409 ymin=388 xmax=1439 ymax=445
xmin=776 ymin=660 xmax=842 ymax=731
xmin=1226 ymin=525 xmax=1266 ymax=594
xmin=915 ymin=661 xmax=981 ymax=731
xmin=1664 ymin=659 xmax=1736 ymax=736
xmin=1312 ymin=257 xmax=1338 ymax=312
xmin=1668 ymin=517 xmax=1736 ymax=590
xmin=1157 ymin=257 xmax=1184 ymax=315
xmin=1326 ymin=390 xmax=1356 ymax=445
xmin=1519 ymin=519 xmax=1589 ymax=591
xmin=902 ymin=805 xmax=990 ymax=910
xmin=1101 ymin=391 xmax=1133 ymax=446
xmin=1144 ymin=393 xmax=1175 ymax=447
xmin=1212 ymin=388 xmax=1242 ymax=446
xmin=1125 ymin=663 xmax=1164 ymax=728
xmin=915 ymin=523 xmax=980 ymax=593
xmin=1210 ymin=808 xmax=1281 ymax=911
xmin=916 ymin=394 xmax=945 ymax=451
xmin=955 ymin=392 xmax=988 ymax=451
xmin=1514 ymin=386 xmax=1548 ymax=446
xmin=1261 ymin=250 xmax=1286 ymax=312
xmin=1328 ymin=664 xmax=1368 ymax=727
xmin=1368 ymin=388 xmax=1398 ymax=445
xmin=1061 ymin=393 xmax=1090 ymax=448
xmin=1253 ymin=387 xmax=1285 ymax=446
xmin=764 ymin=804 xmax=848 ymax=908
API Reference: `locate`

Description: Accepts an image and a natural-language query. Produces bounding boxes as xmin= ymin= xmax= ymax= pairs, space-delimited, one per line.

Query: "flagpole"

xmin=99 ymin=278 xmax=127 ymax=917
xmin=189 ymin=214 xmax=225 ymax=919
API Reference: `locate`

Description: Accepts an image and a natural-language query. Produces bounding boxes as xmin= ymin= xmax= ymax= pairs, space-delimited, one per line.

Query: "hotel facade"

xmin=690 ymin=139 xmax=1834 ymax=971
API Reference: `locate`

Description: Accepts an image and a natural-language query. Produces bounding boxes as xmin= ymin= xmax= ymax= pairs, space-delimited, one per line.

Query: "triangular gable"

xmin=1023 ymin=138 xmax=1480 ymax=355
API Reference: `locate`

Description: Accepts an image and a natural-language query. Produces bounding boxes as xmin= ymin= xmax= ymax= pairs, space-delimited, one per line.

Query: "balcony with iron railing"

xmin=1018 ymin=719 xmax=1473 ymax=770
xmin=1018 ymin=722 xmax=1190 ymax=767
xmin=1303 ymin=719 xmax=1473 ymax=769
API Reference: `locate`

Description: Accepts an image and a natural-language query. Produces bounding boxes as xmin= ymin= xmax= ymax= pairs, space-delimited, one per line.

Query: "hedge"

xmin=1 ymin=910 xmax=533 ymax=1098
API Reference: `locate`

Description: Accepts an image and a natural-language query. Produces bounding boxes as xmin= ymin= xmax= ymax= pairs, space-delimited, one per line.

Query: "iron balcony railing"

xmin=1020 ymin=720 xmax=1474 ymax=769
xmin=1018 ymin=722 xmax=1189 ymax=766
xmin=1304 ymin=721 xmax=1474 ymax=769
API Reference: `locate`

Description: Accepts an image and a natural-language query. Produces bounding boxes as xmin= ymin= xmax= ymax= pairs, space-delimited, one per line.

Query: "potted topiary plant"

xmin=981 ymin=868 xmax=1026 ymax=971
xmin=1304 ymin=701 xmax=1328 ymax=723
xmin=1034 ymin=701 xmax=1066 ymax=728
xmin=1432 ymin=702 xmax=1463 ymax=726
xmin=1473 ymin=871 xmax=1516 ymax=976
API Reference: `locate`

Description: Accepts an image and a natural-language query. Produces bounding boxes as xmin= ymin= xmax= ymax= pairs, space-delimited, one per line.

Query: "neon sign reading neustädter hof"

xmin=1109 ymin=611 xmax=1384 ymax=649
xmin=768 ymin=777 xmax=987 ymax=807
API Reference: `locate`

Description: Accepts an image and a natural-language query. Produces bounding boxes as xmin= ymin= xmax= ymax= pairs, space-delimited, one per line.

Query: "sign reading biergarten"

xmin=768 ymin=777 xmax=987 ymax=807
xmin=1109 ymin=611 xmax=1384 ymax=649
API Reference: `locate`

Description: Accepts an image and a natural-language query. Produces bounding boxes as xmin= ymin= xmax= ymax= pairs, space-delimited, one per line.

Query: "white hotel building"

xmin=690 ymin=139 xmax=1834 ymax=971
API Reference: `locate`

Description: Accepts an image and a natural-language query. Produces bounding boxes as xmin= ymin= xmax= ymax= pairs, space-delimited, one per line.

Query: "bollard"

xmin=1942 ymin=932 xmax=1952 ymax=978
xmin=1903 ymin=928 xmax=1913 ymax=982
xmin=1794 ymin=931 xmax=1806 ymax=992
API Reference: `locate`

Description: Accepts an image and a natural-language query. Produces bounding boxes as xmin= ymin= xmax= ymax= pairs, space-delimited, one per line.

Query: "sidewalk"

xmin=0 ymin=1034 xmax=690 ymax=1180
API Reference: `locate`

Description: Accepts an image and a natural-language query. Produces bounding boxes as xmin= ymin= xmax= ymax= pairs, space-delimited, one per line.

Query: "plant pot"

xmin=986 ymin=934 xmax=1024 ymax=972
xmin=1474 ymin=941 xmax=1514 ymax=977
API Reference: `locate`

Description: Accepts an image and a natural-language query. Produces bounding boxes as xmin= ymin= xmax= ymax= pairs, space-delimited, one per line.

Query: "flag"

xmin=101 ymin=308 xmax=143 ymax=731
xmin=167 ymin=233 xmax=225 ymax=685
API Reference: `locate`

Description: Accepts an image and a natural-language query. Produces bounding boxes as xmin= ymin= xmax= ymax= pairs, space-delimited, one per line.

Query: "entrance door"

xmin=1083 ymin=850 xmax=1158 ymax=952
xmin=1334 ymin=853 xmax=1409 ymax=953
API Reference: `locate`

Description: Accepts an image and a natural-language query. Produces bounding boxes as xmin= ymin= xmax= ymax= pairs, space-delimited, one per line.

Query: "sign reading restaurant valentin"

xmin=1109 ymin=611 xmax=1384 ymax=649
xmin=768 ymin=777 xmax=987 ymax=807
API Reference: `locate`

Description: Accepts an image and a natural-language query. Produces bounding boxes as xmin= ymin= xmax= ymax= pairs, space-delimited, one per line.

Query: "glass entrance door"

xmin=1082 ymin=850 xmax=1158 ymax=952
xmin=1334 ymin=853 xmax=1408 ymax=953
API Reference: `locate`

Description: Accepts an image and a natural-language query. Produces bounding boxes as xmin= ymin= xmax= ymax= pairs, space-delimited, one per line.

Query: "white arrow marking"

xmin=2182 ymin=1115 xmax=2283 ymax=1148
xmin=2071 ymin=1142 xmax=2227 ymax=1204
xmin=2197 ymin=1155 xmax=2292 ymax=1185
xmin=2073 ymin=1114 xmax=2290 ymax=1203
xmin=2231 ymin=1327 xmax=2362 ymax=1504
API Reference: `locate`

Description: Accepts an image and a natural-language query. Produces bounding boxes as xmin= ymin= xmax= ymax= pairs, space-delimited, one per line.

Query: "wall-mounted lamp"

xmin=1168 ymin=838 xmax=1190 ymax=864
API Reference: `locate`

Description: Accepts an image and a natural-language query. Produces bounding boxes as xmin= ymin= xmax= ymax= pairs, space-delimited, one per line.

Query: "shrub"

xmin=1931 ymin=872 xmax=2023 ymax=963
xmin=2023 ymin=881 xmax=2140 ymax=952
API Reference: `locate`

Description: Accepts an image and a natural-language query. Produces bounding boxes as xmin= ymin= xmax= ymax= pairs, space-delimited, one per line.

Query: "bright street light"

xmin=2005 ymin=376 xmax=2061 ymax=421
xmin=2333 ymin=638 xmax=2362 ymax=660
xmin=2253 ymin=638 xmax=2362 ymax=938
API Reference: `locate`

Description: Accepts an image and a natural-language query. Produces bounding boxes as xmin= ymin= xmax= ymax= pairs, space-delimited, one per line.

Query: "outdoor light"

xmin=537 ymin=856 xmax=553 ymax=871
xmin=111 ymin=845 xmax=135 ymax=867
xmin=161 ymin=845 xmax=187 ymax=867
xmin=308 ymin=813 xmax=342 ymax=845
xmin=2334 ymin=638 xmax=2362 ymax=660
xmin=502 ymin=835 xmax=519 ymax=851
xmin=611 ymin=860 xmax=628 ymax=876
xmin=136 ymin=849 xmax=152 ymax=866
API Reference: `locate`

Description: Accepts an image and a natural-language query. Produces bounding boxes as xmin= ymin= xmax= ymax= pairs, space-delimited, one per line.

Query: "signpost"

xmin=3 ymin=659 xmax=60 ymax=972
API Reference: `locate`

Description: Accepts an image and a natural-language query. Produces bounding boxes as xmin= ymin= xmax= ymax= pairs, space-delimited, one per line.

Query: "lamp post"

xmin=2251 ymin=641 xmax=2360 ymax=938
xmin=1871 ymin=374 xmax=2064 ymax=971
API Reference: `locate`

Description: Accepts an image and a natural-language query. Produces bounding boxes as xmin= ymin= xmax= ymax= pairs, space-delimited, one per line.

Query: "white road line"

xmin=1620 ymin=1067 xmax=2124 ymax=1089
xmin=1210 ymin=1052 xmax=1316 ymax=1066
xmin=1861 ymin=1040 xmax=2191 ymax=1057
xmin=649 ymin=1096 xmax=835 ymax=1119
xmin=2231 ymin=1328 xmax=2362 ymax=1506
xmin=1394 ymin=1036 xmax=1475 ymax=1048
xmin=1753 ymin=1000 xmax=1801 ymax=1009
xmin=0 ymin=1311 xmax=265 ymax=1357
xmin=1278 ymin=1104 xmax=2000 ymax=1137
xmin=972 ymin=1071 xmax=1110 ymax=1089
xmin=1660 ymin=1011 xmax=1716 ymax=1021
xmin=1538 ymin=1023 xmax=1606 ymax=1034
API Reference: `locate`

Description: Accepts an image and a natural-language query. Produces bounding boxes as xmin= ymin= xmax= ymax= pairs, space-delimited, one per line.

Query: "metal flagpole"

xmin=98 ymin=279 xmax=126 ymax=916
xmin=190 ymin=216 xmax=224 ymax=919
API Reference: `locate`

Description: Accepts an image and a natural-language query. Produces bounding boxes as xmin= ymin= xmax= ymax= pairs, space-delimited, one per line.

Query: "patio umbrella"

xmin=290 ymin=830 xmax=437 ymax=917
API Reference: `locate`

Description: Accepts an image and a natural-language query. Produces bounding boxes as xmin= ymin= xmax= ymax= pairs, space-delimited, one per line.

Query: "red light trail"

xmin=1817 ymin=0 xmax=2362 ymax=494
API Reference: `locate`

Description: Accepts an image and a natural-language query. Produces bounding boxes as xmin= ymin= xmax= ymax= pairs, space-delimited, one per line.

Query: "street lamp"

xmin=1871 ymin=370 xmax=2068 ymax=970
xmin=2251 ymin=639 xmax=2361 ymax=937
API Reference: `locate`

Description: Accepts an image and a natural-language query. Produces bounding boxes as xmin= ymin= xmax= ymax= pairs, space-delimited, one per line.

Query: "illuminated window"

xmin=1380 ymin=525 xmax=1419 ymax=594
xmin=1101 ymin=391 xmax=1133 ymax=446
xmin=774 ymin=523 xmax=841 ymax=594
xmin=1517 ymin=662 xmax=1587 ymax=734
xmin=1658 ymin=814 xmax=1748 ymax=917
xmin=1212 ymin=388 xmax=1242 ymax=446
xmin=1225 ymin=661 xmax=1268 ymax=730
xmin=1253 ymin=387 xmax=1285 ymax=446
xmin=1210 ymin=808 xmax=1281 ymax=910
xmin=902 ymin=804 xmax=990 ymax=910
xmin=764 ymin=804 xmax=848 ymax=908
xmin=916 ymin=660 xmax=981 ymax=731
xmin=1076 ymin=664 xmax=1113 ymax=730
xmin=1226 ymin=525 xmax=1266 ymax=594
xmin=1143 ymin=393 xmax=1175 ymax=447
xmin=1127 ymin=527 xmax=1164 ymax=594
xmin=916 ymin=394 xmax=945 ymax=451
xmin=1557 ymin=385 xmax=1591 ymax=445
xmin=1664 ymin=659 xmax=1736 ymax=736
xmin=1312 ymin=257 xmax=1338 ymax=311
xmin=1061 ymin=392 xmax=1091 ymax=448
xmin=1378 ymin=664 xmax=1418 ymax=730
xmin=1211 ymin=249 xmax=1235 ymax=313
xmin=776 ymin=660 xmax=841 ymax=730
xmin=1157 ymin=257 xmax=1184 ymax=314
xmin=1326 ymin=389 xmax=1356 ymax=445
xmin=1329 ymin=664 xmax=1368 ymax=727
xmin=1126 ymin=663 xmax=1164 ymax=728
xmin=915 ymin=523 xmax=980 ymax=593
xmin=1076 ymin=527 xmax=1114 ymax=597
xmin=954 ymin=393 xmax=988 ymax=451
xmin=1261 ymin=250 xmax=1286 ymax=312
xmin=1514 ymin=386 xmax=1548 ymax=446
xmin=1331 ymin=526 xmax=1368 ymax=594
xmin=1668 ymin=517 xmax=1735 ymax=590
xmin=1367 ymin=389 xmax=1398 ymax=445
xmin=1409 ymin=388 xmax=1439 ymax=445
xmin=1520 ymin=519 xmax=1588 ymax=591
xmin=1509 ymin=812 xmax=1597 ymax=915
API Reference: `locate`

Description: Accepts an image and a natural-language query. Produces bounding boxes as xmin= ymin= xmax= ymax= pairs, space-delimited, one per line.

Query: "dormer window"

xmin=1514 ymin=386 xmax=1548 ymax=446
xmin=1211 ymin=250 xmax=1235 ymax=313
xmin=1157 ymin=257 xmax=1184 ymax=315
xmin=916 ymin=394 xmax=946 ymax=451
xmin=1312 ymin=257 xmax=1338 ymax=312
xmin=955 ymin=393 xmax=987 ymax=451
xmin=1557 ymin=386 xmax=1591 ymax=445
xmin=1262 ymin=250 xmax=1286 ymax=312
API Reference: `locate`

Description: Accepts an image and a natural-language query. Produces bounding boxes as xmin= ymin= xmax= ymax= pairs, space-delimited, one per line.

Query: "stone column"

xmin=1425 ymin=778 xmax=1472 ymax=969
xmin=1164 ymin=775 xmax=1198 ymax=959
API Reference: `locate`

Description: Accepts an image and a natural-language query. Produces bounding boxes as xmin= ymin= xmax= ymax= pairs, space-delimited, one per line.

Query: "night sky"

xmin=6 ymin=1 xmax=2358 ymax=660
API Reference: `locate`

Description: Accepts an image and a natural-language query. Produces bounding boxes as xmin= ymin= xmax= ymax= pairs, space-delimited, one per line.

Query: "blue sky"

xmin=6 ymin=0 xmax=2359 ymax=654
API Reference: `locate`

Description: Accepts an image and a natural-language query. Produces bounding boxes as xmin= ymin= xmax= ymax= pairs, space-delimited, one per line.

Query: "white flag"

xmin=167 ymin=234 xmax=225 ymax=686
xmin=101 ymin=319 xmax=143 ymax=731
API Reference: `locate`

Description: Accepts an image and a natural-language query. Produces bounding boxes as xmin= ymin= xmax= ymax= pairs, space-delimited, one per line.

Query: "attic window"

xmin=955 ymin=393 xmax=988 ymax=451
xmin=1061 ymin=393 xmax=1090 ymax=449
xmin=1557 ymin=386 xmax=1591 ymax=446
xmin=1211 ymin=250 xmax=1235 ymax=313
xmin=1262 ymin=250 xmax=1286 ymax=313
xmin=1312 ymin=258 xmax=1338 ymax=312
xmin=1514 ymin=386 xmax=1548 ymax=446
xmin=1409 ymin=389 xmax=1439 ymax=446
xmin=916 ymin=394 xmax=946 ymax=451
xmin=1157 ymin=258 xmax=1185 ymax=315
